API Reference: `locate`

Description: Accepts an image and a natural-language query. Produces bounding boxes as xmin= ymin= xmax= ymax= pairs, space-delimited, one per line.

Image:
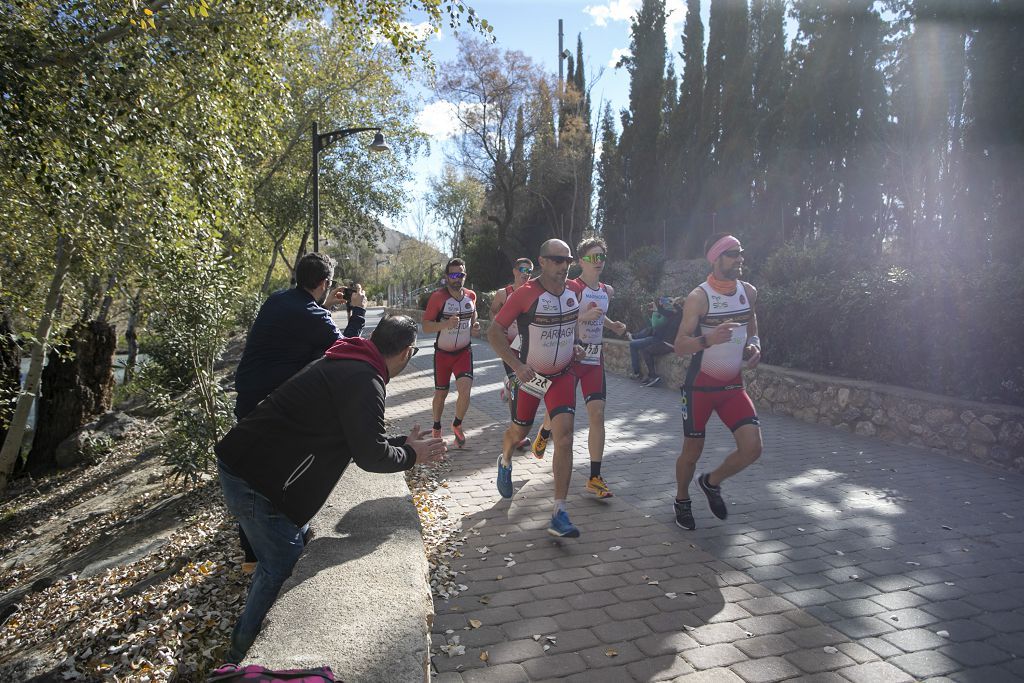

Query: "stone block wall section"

xmin=390 ymin=307 xmax=1024 ymax=474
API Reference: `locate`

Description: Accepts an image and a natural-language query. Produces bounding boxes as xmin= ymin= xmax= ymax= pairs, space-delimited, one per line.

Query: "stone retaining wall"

xmin=388 ymin=308 xmax=1024 ymax=473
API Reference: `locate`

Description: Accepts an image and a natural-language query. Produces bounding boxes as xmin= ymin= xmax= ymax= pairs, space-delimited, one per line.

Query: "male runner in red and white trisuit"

xmin=531 ymin=237 xmax=628 ymax=500
xmin=672 ymin=233 xmax=763 ymax=530
xmin=490 ymin=257 xmax=535 ymax=451
xmin=488 ymin=239 xmax=602 ymax=538
xmin=423 ymin=258 xmax=480 ymax=447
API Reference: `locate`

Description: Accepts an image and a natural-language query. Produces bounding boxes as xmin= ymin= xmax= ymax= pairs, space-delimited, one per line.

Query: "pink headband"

xmin=707 ymin=235 xmax=740 ymax=263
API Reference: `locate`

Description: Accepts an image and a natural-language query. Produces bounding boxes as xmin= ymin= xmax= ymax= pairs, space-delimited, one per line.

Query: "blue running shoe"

xmin=496 ymin=456 xmax=513 ymax=498
xmin=548 ymin=510 xmax=580 ymax=538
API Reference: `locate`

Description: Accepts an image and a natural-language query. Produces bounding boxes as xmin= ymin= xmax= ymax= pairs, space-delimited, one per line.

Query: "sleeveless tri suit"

xmin=680 ymin=281 xmax=760 ymax=438
xmin=425 ymin=288 xmax=477 ymax=391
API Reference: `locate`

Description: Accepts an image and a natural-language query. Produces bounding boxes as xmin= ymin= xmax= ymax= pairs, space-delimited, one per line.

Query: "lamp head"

xmin=368 ymin=132 xmax=391 ymax=153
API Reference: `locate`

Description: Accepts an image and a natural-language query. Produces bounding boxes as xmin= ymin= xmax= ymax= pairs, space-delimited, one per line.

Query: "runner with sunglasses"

xmin=488 ymin=239 xmax=602 ymax=537
xmin=490 ymin=258 xmax=536 ymax=451
xmin=671 ymin=233 xmax=763 ymax=530
xmin=423 ymin=258 xmax=480 ymax=447
xmin=530 ymin=238 xmax=628 ymax=501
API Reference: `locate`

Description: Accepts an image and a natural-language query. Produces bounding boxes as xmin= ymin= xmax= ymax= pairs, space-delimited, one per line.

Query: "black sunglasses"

xmin=410 ymin=346 xmax=420 ymax=357
xmin=722 ymin=249 xmax=744 ymax=259
xmin=541 ymin=255 xmax=575 ymax=265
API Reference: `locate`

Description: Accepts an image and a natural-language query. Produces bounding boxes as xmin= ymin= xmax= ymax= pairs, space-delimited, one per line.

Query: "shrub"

xmin=757 ymin=249 xmax=1024 ymax=406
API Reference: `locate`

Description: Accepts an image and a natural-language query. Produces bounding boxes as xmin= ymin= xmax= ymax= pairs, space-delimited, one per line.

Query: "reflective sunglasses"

xmin=721 ymin=249 xmax=744 ymax=259
xmin=517 ymin=266 xmax=533 ymax=274
xmin=447 ymin=272 xmax=467 ymax=280
xmin=541 ymin=255 xmax=575 ymax=265
xmin=580 ymin=253 xmax=607 ymax=264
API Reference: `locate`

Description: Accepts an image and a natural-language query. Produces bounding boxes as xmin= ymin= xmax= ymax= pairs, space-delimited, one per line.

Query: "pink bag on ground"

xmin=206 ymin=663 xmax=336 ymax=682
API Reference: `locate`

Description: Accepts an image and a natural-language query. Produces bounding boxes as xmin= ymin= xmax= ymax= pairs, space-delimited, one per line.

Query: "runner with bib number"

xmin=488 ymin=240 xmax=602 ymax=538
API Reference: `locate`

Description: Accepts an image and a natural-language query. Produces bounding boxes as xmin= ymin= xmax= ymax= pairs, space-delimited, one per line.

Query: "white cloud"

xmin=585 ymin=0 xmax=690 ymax=55
xmin=584 ymin=0 xmax=641 ymax=27
xmin=608 ymin=47 xmax=631 ymax=68
xmin=416 ymin=101 xmax=462 ymax=140
xmin=664 ymin=0 xmax=688 ymax=45
xmin=400 ymin=21 xmax=442 ymax=42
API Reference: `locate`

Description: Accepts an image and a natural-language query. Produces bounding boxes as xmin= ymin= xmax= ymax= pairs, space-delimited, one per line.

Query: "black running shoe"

xmin=674 ymin=499 xmax=695 ymax=530
xmin=698 ymin=473 xmax=728 ymax=520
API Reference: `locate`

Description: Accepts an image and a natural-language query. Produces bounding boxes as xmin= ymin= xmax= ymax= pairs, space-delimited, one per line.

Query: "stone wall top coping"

xmin=386 ymin=307 xmax=1022 ymax=417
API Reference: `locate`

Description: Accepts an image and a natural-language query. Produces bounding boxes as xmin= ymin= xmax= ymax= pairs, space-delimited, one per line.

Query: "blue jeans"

xmin=629 ymin=335 xmax=662 ymax=374
xmin=218 ymin=460 xmax=306 ymax=663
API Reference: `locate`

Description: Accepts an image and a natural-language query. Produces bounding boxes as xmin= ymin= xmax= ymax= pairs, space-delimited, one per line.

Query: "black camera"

xmin=342 ymin=287 xmax=354 ymax=302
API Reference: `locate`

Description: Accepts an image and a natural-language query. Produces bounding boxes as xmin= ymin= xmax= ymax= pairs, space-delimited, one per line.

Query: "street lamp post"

xmin=311 ymin=121 xmax=391 ymax=253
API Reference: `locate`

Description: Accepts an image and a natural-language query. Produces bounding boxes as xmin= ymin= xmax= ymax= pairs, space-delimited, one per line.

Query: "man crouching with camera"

xmin=215 ymin=315 xmax=446 ymax=663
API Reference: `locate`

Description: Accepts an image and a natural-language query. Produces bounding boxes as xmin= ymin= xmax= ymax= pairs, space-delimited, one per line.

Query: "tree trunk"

xmin=124 ymin=289 xmax=142 ymax=385
xmin=0 ymin=237 xmax=73 ymax=495
xmin=0 ymin=312 xmax=21 ymax=450
xmin=26 ymin=319 xmax=117 ymax=472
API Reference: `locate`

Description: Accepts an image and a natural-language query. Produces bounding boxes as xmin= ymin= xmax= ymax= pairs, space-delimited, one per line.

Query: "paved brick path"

xmin=377 ymin=311 xmax=1024 ymax=682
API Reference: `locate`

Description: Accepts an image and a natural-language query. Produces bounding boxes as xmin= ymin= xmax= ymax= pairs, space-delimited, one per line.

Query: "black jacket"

xmin=216 ymin=350 xmax=415 ymax=526
xmin=234 ymin=287 xmax=365 ymax=418
xmin=654 ymin=307 xmax=683 ymax=344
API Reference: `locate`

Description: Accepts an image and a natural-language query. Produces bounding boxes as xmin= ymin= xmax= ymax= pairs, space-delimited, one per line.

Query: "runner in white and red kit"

xmin=488 ymin=239 xmax=602 ymax=538
xmin=531 ymin=237 xmax=628 ymax=500
xmin=422 ymin=258 xmax=480 ymax=447
xmin=671 ymin=233 xmax=763 ymax=530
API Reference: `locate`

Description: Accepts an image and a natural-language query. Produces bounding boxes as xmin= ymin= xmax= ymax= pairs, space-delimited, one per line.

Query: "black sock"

xmin=432 ymin=421 xmax=442 ymax=430
xmin=675 ymin=497 xmax=690 ymax=504
xmin=590 ymin=461 xmax=602 ymax=479
xmin=452 ymin=417 xmax=462 ymax=427
xmin=540 ymin=428 xmax=551 ymax=439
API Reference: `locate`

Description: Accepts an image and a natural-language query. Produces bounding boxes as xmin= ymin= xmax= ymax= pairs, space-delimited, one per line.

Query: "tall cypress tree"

xmin=620 ymin=0 xmax=667 ymax=250
xmin=596 ymin=103 xmax=627 ymax=252
xmin=667 ymin=0 xmax=705 ymax=255
xmin=750 ymin=0 xmax=787 ymax=250
xmin=715 ymin=1 xmax=754 ymax=240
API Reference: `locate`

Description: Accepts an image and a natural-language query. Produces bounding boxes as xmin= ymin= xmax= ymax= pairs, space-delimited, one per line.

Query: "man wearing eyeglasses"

xmin=671 ymin=233 xmax=763 ymax=530
xmin=488 ymin=239 xmax=603 ymax=538
xmin=232 ymin=252 xmax=365 ymax=573
xmin=215 ymin=315 xmax=446 ymax=663
xmin=422 ymin=258 xmax=480 ymax=447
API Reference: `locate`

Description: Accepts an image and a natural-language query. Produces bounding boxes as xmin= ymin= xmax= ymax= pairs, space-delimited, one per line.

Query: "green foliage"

xmin=462 ymin=224 xmax=510 ymax=291
xmin=758 ymin=248 xmax=1024 ymax=406
xmin=474 ymin=289 xmax=494 ymax=320
xmin=627 ymin=246 xmax=666 ymax=292
xmin=418 ymin=289 xmax=434 ymax=311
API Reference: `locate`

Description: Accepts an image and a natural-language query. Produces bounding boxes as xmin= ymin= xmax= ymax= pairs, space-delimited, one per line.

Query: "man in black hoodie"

xmin=215 ymin=315 xmax=446 ymax=663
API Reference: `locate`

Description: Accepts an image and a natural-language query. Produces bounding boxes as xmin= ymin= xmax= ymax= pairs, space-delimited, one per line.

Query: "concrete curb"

xmin=244 ymin=453 xmax=431 ymax=682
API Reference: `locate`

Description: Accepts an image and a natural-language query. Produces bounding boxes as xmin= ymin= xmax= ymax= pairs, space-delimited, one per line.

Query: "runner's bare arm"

xmin=489 ymin=289 xmax=507 ymax=319
xmin=742 ymin=282 xmax=761 ymax=367
xmin=488 ymin=320 xmax=529 ymax=375
xmin=600 ymin=284 xmax=628 ymax=335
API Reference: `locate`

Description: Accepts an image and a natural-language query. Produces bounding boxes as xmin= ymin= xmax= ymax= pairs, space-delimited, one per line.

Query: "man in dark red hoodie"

xmin=215 ymin=315 xmax=446 ymax=663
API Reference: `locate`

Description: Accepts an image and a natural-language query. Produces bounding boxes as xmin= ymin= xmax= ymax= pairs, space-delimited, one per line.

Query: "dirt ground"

xmin=0 ymin=416 xmax=248 ymax=682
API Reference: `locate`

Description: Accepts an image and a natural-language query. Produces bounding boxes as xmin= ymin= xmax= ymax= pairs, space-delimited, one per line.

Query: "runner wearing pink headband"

xmin=706 ymin=234 xmax=741 ymax=263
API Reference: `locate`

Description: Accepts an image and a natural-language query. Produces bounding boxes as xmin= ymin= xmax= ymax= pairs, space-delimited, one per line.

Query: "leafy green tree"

xmin=0 ymin=0 xmax=486 ymax=494
xmin=428 ymin=164 xmax=485 ymax=256
xmin=436 ymin=35 xmax=544 ymax=262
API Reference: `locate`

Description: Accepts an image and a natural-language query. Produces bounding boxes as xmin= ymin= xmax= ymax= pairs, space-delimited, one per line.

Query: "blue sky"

xmin=386 ymin=0 xmax=698 ymax=247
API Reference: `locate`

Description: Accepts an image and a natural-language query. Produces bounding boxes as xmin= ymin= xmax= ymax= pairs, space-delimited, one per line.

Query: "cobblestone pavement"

xmin=378 ymin=312 xmax=1024 ymax=683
